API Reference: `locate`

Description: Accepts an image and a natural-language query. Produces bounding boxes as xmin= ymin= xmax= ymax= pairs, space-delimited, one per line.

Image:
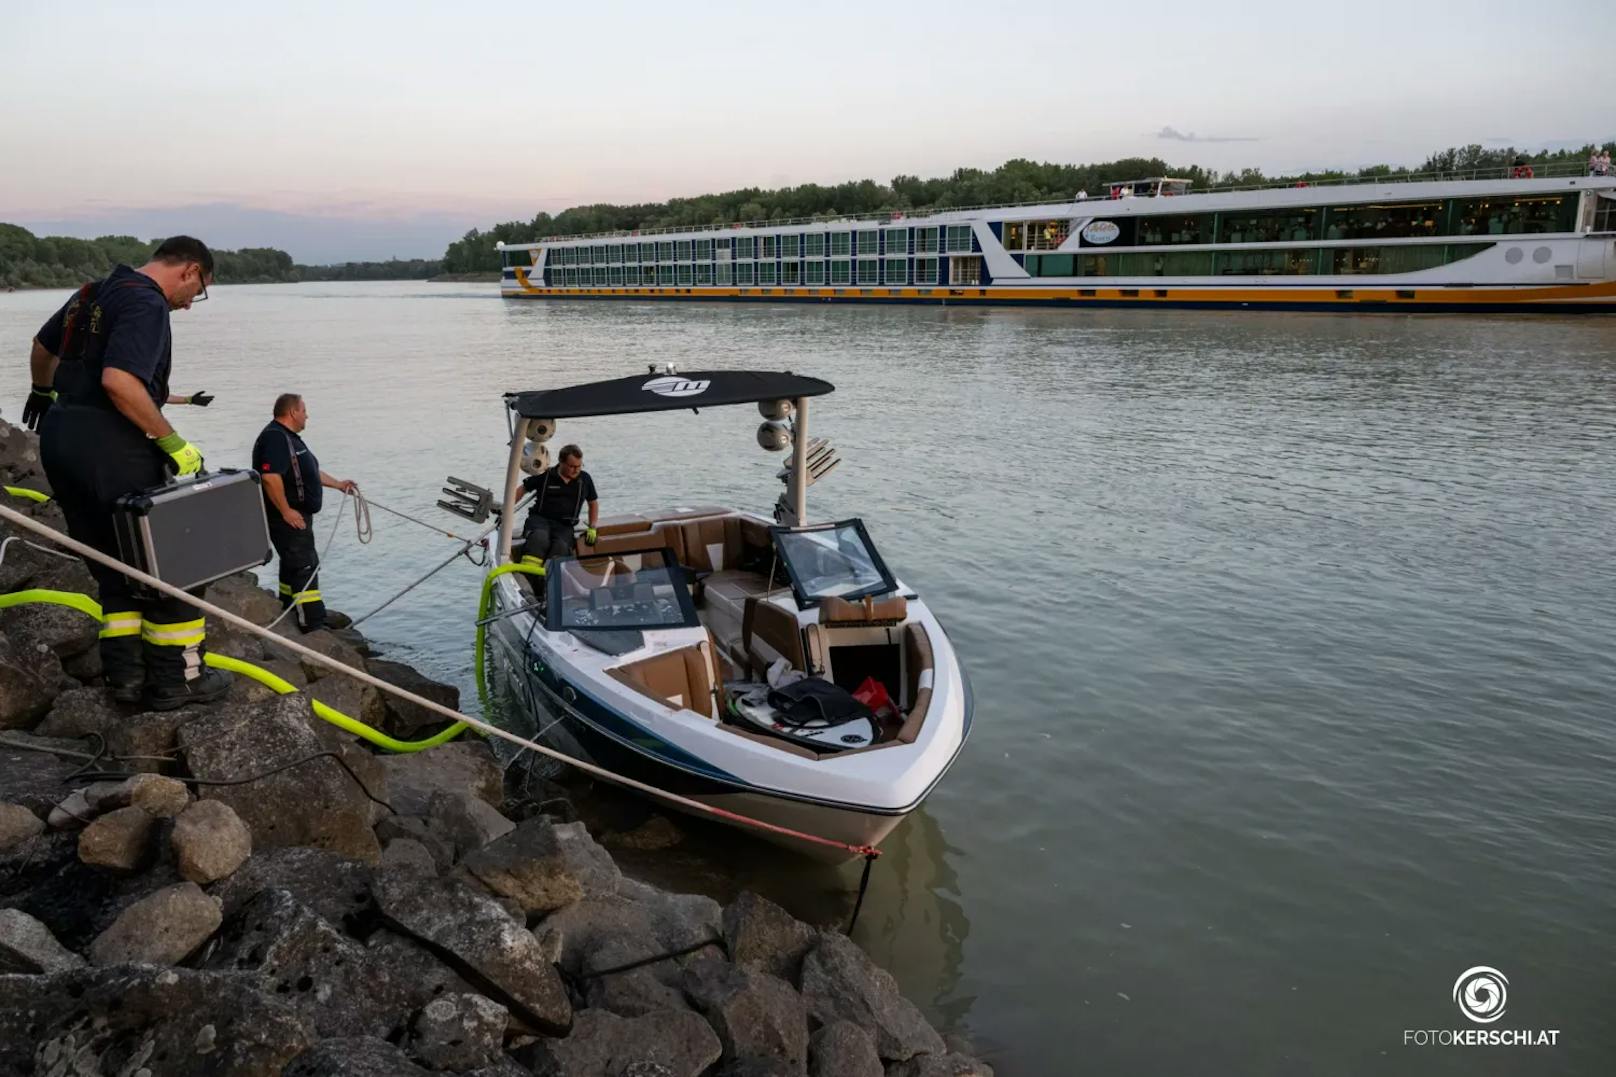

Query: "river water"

xmin=4 ymin=282 xmax=1614 ymax=1075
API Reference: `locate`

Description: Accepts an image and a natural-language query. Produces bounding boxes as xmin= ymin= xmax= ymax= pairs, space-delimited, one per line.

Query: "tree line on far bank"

xmin=0 ymin=225 xmax=442 ymax=289
xmin=440 ymin=141 xmax=1616 ymax=274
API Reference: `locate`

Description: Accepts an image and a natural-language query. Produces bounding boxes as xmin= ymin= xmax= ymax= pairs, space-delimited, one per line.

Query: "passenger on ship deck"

xmin=519 ymin=443 xmax=599 ymax=566
xmin=1595 ymin=151 xmax=1612 ymax=177
xmin=1590 ymin=151 xmax=1603 ymax=176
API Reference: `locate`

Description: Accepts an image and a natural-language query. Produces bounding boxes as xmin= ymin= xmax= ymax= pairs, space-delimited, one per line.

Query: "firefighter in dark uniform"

xmin=251 ymin=393 xmax=355 ymax=631
xmin=23 ymin=237 xmax=230 ymax=711
xmin=518 ymin=443 xmax=599 ymax=566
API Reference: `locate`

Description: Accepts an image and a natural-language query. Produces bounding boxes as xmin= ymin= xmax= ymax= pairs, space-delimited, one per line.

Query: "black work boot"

xmin=144 ymin=668 xmax=233 ymax=712
xmin=99 ymin=635 xmax=145 ymax=705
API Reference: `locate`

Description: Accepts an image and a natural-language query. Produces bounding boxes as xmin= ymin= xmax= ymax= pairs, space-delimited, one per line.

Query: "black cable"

xmin=69 ymin=750 xmax=395 ymax=815
xmin=845 ymin=851 xmax=878 ymax=934
xmin=574 ymin=936 xmax=723 ymax=980
xmin=62 ymin=731 xmax=109 ymax=781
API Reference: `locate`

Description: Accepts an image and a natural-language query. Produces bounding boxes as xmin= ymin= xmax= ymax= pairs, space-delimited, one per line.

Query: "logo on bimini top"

xmin=642 ymin=376 xmax=711 ymax=398
xmin=1453 ymin=966 xmax=1508 ymax=1024
xmin=1081 ymin=220 xmax=1120 ymax=245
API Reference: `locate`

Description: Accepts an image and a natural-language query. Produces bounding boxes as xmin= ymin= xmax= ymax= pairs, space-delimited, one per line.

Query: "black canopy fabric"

xmin=509 ymin=370 xmax=833 ymax=419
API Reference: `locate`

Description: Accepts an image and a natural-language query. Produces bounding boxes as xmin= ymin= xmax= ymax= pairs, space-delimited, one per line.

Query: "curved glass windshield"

xmin=546 ymin=549 xmax=700 ymax=631
xmin=772 ymin=520 xmax=896 ymax=607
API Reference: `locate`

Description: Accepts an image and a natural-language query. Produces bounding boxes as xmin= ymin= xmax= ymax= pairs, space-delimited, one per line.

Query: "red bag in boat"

xmin=852 ymin=676 xmax=891 ymax=713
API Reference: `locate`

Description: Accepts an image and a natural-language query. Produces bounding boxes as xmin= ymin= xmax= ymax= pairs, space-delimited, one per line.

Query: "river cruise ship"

xmin=499 ymin=166 xmax=1616 ymax=313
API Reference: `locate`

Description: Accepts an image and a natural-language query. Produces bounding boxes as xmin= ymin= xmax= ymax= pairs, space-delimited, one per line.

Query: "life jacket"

xmin=53 ymin=276 xmax=152 ymax=405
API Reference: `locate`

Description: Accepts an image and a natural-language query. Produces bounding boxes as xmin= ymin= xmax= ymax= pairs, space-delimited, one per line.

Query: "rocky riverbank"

xmin=0 ymin=416 xmax=992 ymax=1077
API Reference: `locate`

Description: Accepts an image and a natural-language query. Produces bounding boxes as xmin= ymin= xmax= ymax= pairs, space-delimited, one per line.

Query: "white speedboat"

xmin=478 ymin=369 xmax=972 ymax=861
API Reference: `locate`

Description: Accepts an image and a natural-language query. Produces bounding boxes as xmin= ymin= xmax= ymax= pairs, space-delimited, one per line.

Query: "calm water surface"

xmin=5 ymin=283 xmax=1614 ymax=1075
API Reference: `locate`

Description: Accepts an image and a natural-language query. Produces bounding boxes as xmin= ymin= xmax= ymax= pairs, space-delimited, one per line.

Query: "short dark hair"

xmin=558 ymin=444 xmax=583 ymax=463
xmin=151 ymin=236 xmax=214 ymax=276
xmin=273 ymin=393 xmax=303 ymax=418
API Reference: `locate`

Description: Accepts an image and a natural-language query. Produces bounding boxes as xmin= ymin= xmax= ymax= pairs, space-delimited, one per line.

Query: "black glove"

xmin=21 ymin=385 xmax=55 ymax=431
xmin=189 ymin=391 xmax=214 ymax=407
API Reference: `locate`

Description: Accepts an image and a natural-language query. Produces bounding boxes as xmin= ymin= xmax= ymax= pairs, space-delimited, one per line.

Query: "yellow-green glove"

xmin=584 ymin=527 xmax=598 ymax=544
xmin=155 ymin=432 xmax=203 ymax=476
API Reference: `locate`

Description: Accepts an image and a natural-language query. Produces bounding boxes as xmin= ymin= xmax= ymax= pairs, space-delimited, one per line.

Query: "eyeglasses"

xmin=191 ymin=264 xmax=210 ymax=303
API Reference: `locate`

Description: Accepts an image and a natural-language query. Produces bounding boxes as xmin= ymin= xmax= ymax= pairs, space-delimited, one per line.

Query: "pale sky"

xmin=3 ymin=0 xmax=1612 ymax=261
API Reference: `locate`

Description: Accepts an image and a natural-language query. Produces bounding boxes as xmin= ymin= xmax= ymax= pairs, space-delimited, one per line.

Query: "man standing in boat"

xmin=519 ymin=443 xmax=598 ymax=565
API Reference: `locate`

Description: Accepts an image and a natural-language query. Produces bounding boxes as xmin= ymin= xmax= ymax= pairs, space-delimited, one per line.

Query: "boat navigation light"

xmin=757 ymin=399 xmax=792 ymax=420
xmin=757 ymin=420 xmax=791 ymax=452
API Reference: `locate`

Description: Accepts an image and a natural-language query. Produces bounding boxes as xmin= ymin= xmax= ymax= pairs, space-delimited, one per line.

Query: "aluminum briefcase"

xmin=113 ymin=469 xmax=273 ymax=592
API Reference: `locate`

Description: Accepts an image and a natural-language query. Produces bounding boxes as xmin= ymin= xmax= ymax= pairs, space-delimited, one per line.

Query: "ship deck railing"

xmin=513 ymin=161 xmax=1601 ymax=246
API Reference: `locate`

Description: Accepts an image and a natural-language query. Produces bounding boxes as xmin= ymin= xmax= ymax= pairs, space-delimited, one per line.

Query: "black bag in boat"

xmin=765 ymin=678 xmax=875 ymax=728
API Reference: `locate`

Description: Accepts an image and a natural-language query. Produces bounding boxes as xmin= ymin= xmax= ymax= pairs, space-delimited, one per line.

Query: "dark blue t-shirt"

xmin=35 ymin=265 xmax=171 ymax=409
xmin=251 ymin=420 xmax=323 ymax=514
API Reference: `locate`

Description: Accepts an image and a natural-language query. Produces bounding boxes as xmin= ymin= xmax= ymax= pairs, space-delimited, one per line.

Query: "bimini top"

xmin=508 ymin=370 xmax=834 ymax=419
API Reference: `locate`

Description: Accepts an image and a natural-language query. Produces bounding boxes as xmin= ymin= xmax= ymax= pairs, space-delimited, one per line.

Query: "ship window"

xmin=695 ymin=238 xmax=713 ymax=260
xmin=914 ymin=257 xmax=939 ymax=284
xmin=830 ymin=259 xmax=852 ymax=284
xmin=857 ymin=260 xmax=879 ymax=284
xmin=1028 ymin=220 xmax=1070 ymax=250
xmin=830 ymin=232 xmax=852 ymax=256
xmin=609 ymin=267 xmax=624 ymax=285
xmin=945 ymin=225 xmax=974 ymax=253
xmin=1221 ymin=207 xmax=1319 ymax=244
xmin=657 ymin=241 xmax=674 ymax=261
xmin=1324 ymin=202 xmax=1441 ymax=241
xmin=804 ymin=233 xmax=826 ymax=256
xmin=695 ymin=264 xmax=712 ymax=285
xmin=596 ymin=245 xmax=610 ymax=263
xmin=624 ymin=266 xmax=640 ymax=285
xmin=805 ymin=261 xmax=826 ymax=284
xmin=715 ymin=263 xmax=732 ymax=285
xmin=658 ymin=265 xmax=675 ymax=285
xmin=883 ymin=227 xmax=909 ymax=254
xmin=716 ymin=237 xmax=732 ymax=252
xmin=734 ymin=262 xmax=755 ymax=285
xmin=779 ymin=234 xmax=800 ymax=257
xmin=1026 ymin=253 xmax=1076 ymax=276
xmin=758 ymin=262 xmax=777 ymax=285
xmin=1594 ymin=199 xmax=1616 ymax=232
xmin=855 ymin=229 xmax=880 ymax=255
xmin=673 ymin=264 xmax=690 ymax=285
xmin=736 ymin=237 xmax=756 ymax=259
xmin=781 ymin=261 xmax=800 ymax=285
xmin=915 ymin=227 xmax=940 ymax=253
xmin=1137 ymin=214 xmax=1212 ymax=245
xmin=882 ymin=257 xmax=907 ymax=285
xmin=588 ymin=267 xmax=602 ymax=285
xmin=761 ymin=235 xmax=777 ymax=259
xmin=1003 ymin=222 xmax=1026 ymax=250
xmin=950 ymin=255 xmax=982 ymax=284
xmin=1213 ymin=249 xmax=1316 ymax=275
xmin=1451 ymin=194 xmax=1577 ymax=236
xmin=675 ymin=240 xmax=693 ymax=261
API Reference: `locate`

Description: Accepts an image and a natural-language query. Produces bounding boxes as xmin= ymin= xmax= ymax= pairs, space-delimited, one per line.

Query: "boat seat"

xmin=820 ymin=594 xmax=908 ymax=626
xmin=896 ymin=622 xmax=934 ymax=744
xmin=704 ymin=570 xmax=772 ymax=649
xmin=607 ymin=640 xmax=721 ymax=719
xmin=742 ymin=597 xmax=805 ymax=678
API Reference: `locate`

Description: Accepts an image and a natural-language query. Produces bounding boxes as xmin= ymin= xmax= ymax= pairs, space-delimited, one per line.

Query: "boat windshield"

xmin=545 ymin=549 xmax=701 ymax=631
xmin=771 ymin=519 xmax=897 ymax=607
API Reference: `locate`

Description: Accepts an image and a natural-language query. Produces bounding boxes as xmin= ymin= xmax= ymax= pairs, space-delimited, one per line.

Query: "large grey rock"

xmin=799 ymin=932 xmax=944 ymax=1062
xmin=0 ymin=907 xmax=84 ymax=973
xmin=809 ymin=1021 xmax=883 ymax=1077
xmin=178 ymin=693 xmax=382 ymax=862
xmin=0 ymin=739 xmax=79 ymax=819
xmin=211 ymin=846 xmax=375 ymax=931
xmin=366 ymin=657 xmax=461 ymax=735
xmin=87 ymin=771 xmax=191 ymax=817
xmin=542 ymin=882 xmax=722 ymax=978
xmin=89 ymin=880 xmax=223 ymax=966
xmin=281 ymin=624 xmax=368 ymax=683
xmin=462 ymin=816 xmax=617 ymax=916
xmin=33 ymin=684 xmax=123 ymax=739
xmin=372 ymin=868 xmax=571 ymax=1036
xmin=0 ymin=632 xmax=66 ymax=729
xmin=0 ymin=801 xmax=44 ymax=851
xmin=209 ymin=571 xmax=286 ymax=625
xmin=0 ymin=965 xmax=311 ymax=1077
xmin=379 ymin=736 xmax=505 ymax=816
xmin=364 ymin=928 xmax=481 ymax=1013
xmin=724 ymin=890 xmax=820 ymax=985
xmin=379 ymin=836 xmax=438 ymax=876
xmin=77 ymin=804 xmax=158 ymax=872
xmin=516 ymin=1008 xmax=722 ymax=1077
xmin=284 ymin=1036 xmax=435 ymax=1076
xmin=886 ymin=1052 xmax=997 ymax=1077
xmin=683 ymin=955 xmax=809 ymax=1073
xmin=304 ymin=670 xmax=386 ymax=738
xmin=226 ymin=654 xmax=309 ymax=706
xmin=104 ymin=707 xmax=190 ymax=774
xmin=0 ymin=599 xmax=98 ymax=659
xmin=203 ymin=888 xmax=413 ymax=1041
xmin=173 ymin=798 xmax=253 ymax=883
xmin=427 ymin=787 xmax=515 ymax=860
xmin=411 ymin=992 xmax=509 ymax=1071
xmin=376 ymin=813 xmax=456 ymax=872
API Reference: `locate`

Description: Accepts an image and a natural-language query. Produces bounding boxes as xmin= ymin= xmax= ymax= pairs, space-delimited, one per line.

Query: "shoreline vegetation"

xmin=440 ymin=141 xmax=1616 ymax=274
xmin=0 ymin=224 xmax=441 ymax=290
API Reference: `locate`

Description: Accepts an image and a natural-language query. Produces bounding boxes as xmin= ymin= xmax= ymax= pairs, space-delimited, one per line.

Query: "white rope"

xmin=0 ymin=500 xmax=869 ymax=855
xmin=0 ymin=534 xmax=83 ymax=571
xmin=263 ymin=491 xmax=354 ymax=632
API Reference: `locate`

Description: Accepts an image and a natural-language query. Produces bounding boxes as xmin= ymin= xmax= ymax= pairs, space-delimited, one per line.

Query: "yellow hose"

xmin=474 ymin=561 xmax=547 ymax=701
xmin=0 ymin=588 xmax=460 ymax=753
xmin=3 ymin=486 xmax=50 ymax=503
